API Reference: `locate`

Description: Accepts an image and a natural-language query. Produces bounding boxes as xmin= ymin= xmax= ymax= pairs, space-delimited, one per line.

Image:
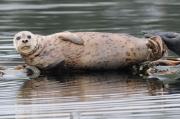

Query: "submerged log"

xmin=133 ymin=57 xmax=180 ymax=80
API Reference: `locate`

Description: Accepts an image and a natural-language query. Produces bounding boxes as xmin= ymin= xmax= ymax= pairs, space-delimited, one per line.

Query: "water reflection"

xmin=19 ymin=73 xmax=164 ymax=100
xmin=12 ymin=72 xmax=180 ymax=118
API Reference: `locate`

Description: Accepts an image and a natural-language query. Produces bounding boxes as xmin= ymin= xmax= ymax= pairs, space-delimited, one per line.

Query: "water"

xmin=0 ymin=0 xmax=180 ymax=118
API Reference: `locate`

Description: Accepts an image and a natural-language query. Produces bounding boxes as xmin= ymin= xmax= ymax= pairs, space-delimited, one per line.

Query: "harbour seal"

xmin=13 ymin=31 xmax=166 ymax=70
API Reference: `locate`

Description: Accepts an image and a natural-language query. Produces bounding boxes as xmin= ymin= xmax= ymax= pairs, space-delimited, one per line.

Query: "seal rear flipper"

xmin=143 ymin=31 xmax=180 ymax=55
xmin=56 ymin=31 xmax=84 ymax=45
xmin=146 ymin=36 xmax=167 ymax=61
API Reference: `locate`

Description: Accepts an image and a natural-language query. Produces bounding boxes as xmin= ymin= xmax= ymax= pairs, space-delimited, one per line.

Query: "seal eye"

xmin=27 ymin=35 xmax=31 ymax=39
xmin=16 ymin=36 xmax=21 ymax=41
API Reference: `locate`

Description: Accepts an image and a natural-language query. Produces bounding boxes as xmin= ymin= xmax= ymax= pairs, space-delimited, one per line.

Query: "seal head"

xmin=13 ymin=31 xmax=39 ymax=55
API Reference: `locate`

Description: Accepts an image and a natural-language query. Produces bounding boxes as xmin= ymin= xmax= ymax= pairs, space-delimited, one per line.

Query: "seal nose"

xmin=22 ymin=40 xmax=28 ymax=43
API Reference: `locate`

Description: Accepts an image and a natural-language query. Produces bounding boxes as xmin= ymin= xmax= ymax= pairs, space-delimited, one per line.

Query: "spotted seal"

xmin=13 ymin=31 xmax=166 ymax=70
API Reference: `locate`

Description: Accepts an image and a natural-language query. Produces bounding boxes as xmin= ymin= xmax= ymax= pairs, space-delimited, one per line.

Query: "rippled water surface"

xmin=1 ymin=0 xmax=180 ymax=118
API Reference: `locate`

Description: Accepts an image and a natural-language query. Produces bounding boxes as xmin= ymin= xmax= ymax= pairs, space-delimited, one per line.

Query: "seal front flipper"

xmin=56 ymin=31 xmax=84 ymax=45
xmin=25 ymin=65 xmax=41 ymax=78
